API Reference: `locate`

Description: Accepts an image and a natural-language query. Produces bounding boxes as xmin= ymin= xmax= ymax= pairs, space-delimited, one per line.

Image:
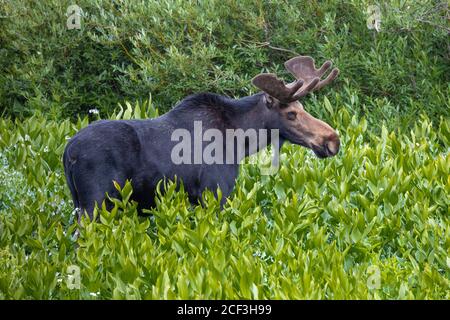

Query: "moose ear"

xmin=264 ymin=95 xmax=275 ymax=108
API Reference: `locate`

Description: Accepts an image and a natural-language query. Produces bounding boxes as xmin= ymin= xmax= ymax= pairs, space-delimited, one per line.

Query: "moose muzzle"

xmin=291 ymin=107 xmax=340 ymax=158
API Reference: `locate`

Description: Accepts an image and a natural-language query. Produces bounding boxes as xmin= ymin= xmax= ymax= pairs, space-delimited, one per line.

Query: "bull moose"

xmin=63 ymin=55 xmax=340 ymax=221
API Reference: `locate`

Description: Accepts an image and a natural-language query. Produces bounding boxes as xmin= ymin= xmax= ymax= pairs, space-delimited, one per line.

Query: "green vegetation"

xmin=0 ymin=101 xmax=448 ymax=299
xmin=0 ymin=0 xmax=449 ymax=299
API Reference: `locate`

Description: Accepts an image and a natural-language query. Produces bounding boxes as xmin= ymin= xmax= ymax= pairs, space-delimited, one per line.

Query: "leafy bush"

xmin=0 ymin=0 xmax=448 ymax=130
xmin=0 ymin=100 xmax=448 ymax=299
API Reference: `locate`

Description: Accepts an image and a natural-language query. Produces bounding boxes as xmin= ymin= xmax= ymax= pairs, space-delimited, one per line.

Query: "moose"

xmin=63 ymin=55 xmax=340 ymax=220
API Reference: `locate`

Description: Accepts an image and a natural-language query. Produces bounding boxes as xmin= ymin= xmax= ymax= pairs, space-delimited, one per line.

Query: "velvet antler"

xmin=252 ymin=55 xmax=339 ymax=102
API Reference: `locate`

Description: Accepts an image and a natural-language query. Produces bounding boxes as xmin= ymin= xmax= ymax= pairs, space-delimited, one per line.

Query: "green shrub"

xmin=0 ymin=100 xmax=448 ymax=299
xmin=0 ymin=0 xmax=448 ymax=130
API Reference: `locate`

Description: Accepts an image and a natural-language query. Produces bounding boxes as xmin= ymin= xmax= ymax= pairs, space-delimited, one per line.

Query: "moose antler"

xmin=252 ymin=55 xmax=339 ymax=103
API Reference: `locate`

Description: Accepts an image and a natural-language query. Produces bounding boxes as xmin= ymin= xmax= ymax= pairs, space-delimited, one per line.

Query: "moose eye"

xmin=287 ymin=111 xmax=297 ymax=120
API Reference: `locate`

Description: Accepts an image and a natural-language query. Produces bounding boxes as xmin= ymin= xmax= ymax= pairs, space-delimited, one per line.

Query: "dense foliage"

xmin=0 ymin=0 xmax=448 ymax=299
xmin=0 ymin=0 xmax=448 ymax=129
xmin=0 ymin=101 xmax=448 ymax=299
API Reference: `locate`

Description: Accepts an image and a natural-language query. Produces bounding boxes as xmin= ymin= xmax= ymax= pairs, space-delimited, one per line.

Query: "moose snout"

xmin=324 ymin=133 xmax=340 ymax=156
xmin=312 ymin=132 xmax=340 ymax=158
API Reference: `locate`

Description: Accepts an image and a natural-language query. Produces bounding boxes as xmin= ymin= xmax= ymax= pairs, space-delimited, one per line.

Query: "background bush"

xmin=0 ymin=103 xmax=448 ymax=299
xmin=0 ymin=0 xmax=448 ymax=128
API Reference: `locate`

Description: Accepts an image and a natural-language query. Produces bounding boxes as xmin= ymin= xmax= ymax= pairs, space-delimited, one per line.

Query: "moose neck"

xmin=228 ymin=94 xmax=268 ymax=130
xmin=169 ymin=92 xmax=269 ymax=131
xmin=225 ymin=93 xmax=278 ymax=162
xmin=168 ymin=92 xmax=278 ymax=163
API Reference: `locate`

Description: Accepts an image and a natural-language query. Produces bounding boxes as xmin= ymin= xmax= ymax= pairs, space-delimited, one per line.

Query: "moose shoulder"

xmin=64 ymin=55 xmax=340 ymax=220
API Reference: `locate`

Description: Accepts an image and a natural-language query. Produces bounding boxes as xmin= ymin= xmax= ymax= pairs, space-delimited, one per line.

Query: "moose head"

xmin=252 ymin=55 xmax=340 ymax=158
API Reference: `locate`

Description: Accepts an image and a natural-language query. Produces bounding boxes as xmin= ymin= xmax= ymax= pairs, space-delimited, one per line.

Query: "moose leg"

xmin=76 ymin=182 xmax=114 ymax=221
xmin=192 ymin=165 xmax=237 ymax=208
xmin=72 ymin=165 xmax=123 ymax=222
xmin=70 ymin=175 xmax=123 ymax=240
